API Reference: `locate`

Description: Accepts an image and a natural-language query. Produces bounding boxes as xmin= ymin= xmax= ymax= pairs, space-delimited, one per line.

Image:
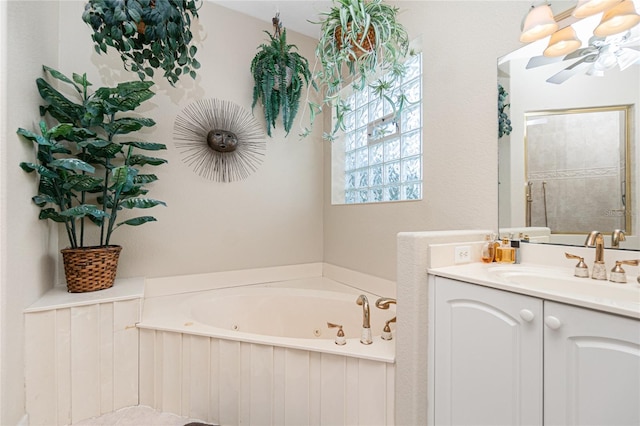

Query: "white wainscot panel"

xmin=25 ymin=299 xmax=141 ymax=426
xmin=140 ymin=330 xmax=395 ymax=425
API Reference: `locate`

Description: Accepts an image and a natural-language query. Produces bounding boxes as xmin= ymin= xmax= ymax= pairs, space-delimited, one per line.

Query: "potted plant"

xmin=303 ymin=0 xmax=410 ymax=140
xmin=82 ymin=0 xmax=201 ymax=86
xmin=17 ymin=65 xmax=167 ymax=292
xmin=250 ymin=15 xmax=312 ymax=137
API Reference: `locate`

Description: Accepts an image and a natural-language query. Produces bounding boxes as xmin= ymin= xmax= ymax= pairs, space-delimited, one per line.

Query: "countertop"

xmin=429 ymin=262 xmax=640 ymax=319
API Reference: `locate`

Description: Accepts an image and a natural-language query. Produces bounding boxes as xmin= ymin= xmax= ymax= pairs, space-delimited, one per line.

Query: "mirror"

xmin=498 ymin=5 xmax=640 ymax=250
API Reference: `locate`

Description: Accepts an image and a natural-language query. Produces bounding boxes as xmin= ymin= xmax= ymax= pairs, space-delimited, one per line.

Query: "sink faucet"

xmin=356 ymin=295 xmax=372 ymax=345
xmin=612 ymin=229 xmax=626 ymax=248
xmin=585 ymin=231 xmax=607 ymax=280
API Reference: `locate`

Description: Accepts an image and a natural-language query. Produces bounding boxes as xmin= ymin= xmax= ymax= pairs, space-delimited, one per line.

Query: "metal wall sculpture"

xmin=174 ymin=99 xmax=265 ymax=182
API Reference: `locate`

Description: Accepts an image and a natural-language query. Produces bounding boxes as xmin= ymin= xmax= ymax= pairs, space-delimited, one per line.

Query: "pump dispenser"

xmin=481 ymin=233 xmax=496 ymax=263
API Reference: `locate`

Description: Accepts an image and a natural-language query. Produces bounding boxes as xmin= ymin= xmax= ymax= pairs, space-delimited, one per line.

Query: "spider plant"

xmin=302 ymin=0 xmax=410 ymax=140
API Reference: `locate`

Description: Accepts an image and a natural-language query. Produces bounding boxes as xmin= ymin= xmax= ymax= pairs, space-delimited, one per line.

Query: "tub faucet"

xmin=376 ymin=297 xmax=396 ymax=340
xmin=612 ymin=229 xmax=626 ymax=248
xmin=585 ymin=231 xmax=607 ymax=280
xmin=356 ymin=295 xmax=372 ymax=345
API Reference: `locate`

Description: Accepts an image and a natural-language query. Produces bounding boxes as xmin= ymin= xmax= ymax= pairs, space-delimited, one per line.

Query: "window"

xmin=332 ymin=53 xmax=423 ymax=205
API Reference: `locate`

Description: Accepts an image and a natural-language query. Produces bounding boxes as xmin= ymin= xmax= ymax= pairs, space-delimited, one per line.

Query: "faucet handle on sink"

xmin=609 ymin=259 xmax=640 ymax=284
xmin=565 ymin=252 xmax=589 ymax=278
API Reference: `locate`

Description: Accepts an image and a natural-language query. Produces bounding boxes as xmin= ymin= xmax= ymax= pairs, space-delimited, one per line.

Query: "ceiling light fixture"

xmin=573 ymin=0 xmax=622 ymax=18
xmin=543 ymin=25 xmax=583 ymax=56
xmin=520 ymin=3 xmax=559 ymax=42
xmin=594 ymin=0 xmax=640 ymax=36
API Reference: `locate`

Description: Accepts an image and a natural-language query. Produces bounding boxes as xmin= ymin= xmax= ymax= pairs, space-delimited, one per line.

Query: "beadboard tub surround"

xmin=139 ymin=263 xmax=397 ymax=425
xmin=24 ymin=277 xmax=145 ymax=426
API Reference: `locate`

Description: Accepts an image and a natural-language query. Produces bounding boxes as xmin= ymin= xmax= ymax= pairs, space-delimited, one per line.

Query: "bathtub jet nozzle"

xmin=356 ymin=295 xmax=373 ymax=345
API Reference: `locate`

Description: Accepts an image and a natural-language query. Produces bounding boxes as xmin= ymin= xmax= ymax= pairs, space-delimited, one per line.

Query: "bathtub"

xmin=137 ymin=271 xmax=397 ymax=425
xmin=138 ymin=276 xmax=396 ymax=362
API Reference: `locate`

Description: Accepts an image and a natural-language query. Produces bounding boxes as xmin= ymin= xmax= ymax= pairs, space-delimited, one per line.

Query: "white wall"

xmin=1 ymin=2 xmax=61 ymax=424
xmin=323 ymin=1 xmax=525 ymax=281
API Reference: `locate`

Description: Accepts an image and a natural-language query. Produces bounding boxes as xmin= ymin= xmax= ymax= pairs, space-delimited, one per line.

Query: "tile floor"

xmin=73 ymin=405 xmax=212 ymax=426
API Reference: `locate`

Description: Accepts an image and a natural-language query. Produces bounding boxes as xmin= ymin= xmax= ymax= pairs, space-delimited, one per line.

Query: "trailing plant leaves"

xmin=83 ymin=0 xmax=201 ymax=85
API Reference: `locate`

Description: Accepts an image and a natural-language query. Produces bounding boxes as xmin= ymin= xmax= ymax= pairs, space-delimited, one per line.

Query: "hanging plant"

xmin=498 ymin=83 xmax=512 ymax=138
xmin=82 ymin=0 xmax=202 ymax=86
xmin=250 ymin=14 xmax=312 ymax=137
xmin=302 ymin=0 xmax=410 ymax=140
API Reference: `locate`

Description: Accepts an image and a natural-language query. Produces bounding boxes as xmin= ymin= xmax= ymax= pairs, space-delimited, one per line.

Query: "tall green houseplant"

xmin=304 ymin=0 xmax=410 ymax=140
xmin=250 ymin=16 xmax=312 ymax=137
xmin=17 ymin=66 xmax=167 ymax=291
xmin=82 ymin=0 xmax=201 ymax=86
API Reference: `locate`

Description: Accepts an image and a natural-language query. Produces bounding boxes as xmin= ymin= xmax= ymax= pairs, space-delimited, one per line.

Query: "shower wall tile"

xmin=25 ymin=299 xmax=141 ymax=426
xmin=139 ymin=329 xmax=395 ymax=425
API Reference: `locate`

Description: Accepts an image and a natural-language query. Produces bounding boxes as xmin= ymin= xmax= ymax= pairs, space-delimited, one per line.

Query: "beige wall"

xmin=323 ymin=1 xmax=524 ymax=280
xmin=55 ymin=1 xmax=324 ymax=280
xmin=1 ymin=1 xmax=528 ymax=423
xmin=1 ymin=2 xmax=61 ymax=424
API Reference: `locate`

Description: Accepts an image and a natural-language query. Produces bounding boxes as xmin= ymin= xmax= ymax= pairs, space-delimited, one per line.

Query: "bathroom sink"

xmin=487 ymin=265 xmax=640 ymax=304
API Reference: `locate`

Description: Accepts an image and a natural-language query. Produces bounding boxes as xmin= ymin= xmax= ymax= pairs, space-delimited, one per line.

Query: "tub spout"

xmin=356 ymin=295 xmax=372 ymax=345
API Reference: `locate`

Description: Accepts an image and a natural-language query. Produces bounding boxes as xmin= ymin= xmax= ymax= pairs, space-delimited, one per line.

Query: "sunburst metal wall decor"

xmin=173 ymin=98 xmax=266 ymax=182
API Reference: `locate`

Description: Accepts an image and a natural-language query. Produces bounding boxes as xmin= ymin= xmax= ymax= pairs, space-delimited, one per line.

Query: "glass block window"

xmin=334 ymin=53 xmax=422 ymax=205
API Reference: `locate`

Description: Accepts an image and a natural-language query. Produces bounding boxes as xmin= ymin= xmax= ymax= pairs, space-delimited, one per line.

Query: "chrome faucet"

xmin=612 ymin=229 xmax=626 ymax=248
xmin=585 ymin=231 xmax=607 ymax=280
xmin=356 ymin=295 xmax=372 ymax=344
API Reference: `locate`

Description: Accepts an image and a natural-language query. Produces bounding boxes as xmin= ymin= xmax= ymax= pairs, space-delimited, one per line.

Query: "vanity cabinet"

xmin=543 ymin=301 xmax=640 ymax=426
xmin=433 ymin=277 xmax=640 ymax=426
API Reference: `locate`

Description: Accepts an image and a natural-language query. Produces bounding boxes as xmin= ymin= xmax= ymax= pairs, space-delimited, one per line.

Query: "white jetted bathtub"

xmin=137 ymin=270 xmax=397 ymax=425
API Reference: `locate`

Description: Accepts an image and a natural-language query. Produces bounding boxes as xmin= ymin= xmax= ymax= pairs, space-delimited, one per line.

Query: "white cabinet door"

xmin=544 ymin=301 xmax=640 ymax=426
xmin=434 ymin=277 xmax=543 ymax=426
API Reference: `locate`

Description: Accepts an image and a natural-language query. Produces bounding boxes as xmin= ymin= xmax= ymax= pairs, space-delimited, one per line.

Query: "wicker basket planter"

xmin=335 ymin=23 xmax=377 ymax=59
xmin=61 ymin=245 xmax=122 ymax=293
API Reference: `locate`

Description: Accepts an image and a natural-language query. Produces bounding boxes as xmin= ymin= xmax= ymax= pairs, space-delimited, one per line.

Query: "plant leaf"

xmin=49 ymin=158 xmax=96 ymax=173
xmin=115 ymin=216 xmax=157 ymax=228
xmin=59 ymin=204 xmax=109 ymax=219
xmin=119 ymin=198 xmax=166 ymax=209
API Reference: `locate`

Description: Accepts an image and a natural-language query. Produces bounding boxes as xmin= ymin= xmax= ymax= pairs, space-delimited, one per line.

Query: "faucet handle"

xmin=565 ymin=252 xmax=589 ymax=278
xmin=610 ymin=259 xmax=640 ymax=284
xmin=375 ymin=297 xmax=396 ymax=309
xmin=327 ymin=322 xmax=346 ymax=345
xmin=381 ymin=316 xmax=396 ymax=340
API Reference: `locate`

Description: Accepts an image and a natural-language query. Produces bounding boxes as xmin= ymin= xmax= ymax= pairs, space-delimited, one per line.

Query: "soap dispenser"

xmin=481 ymin=233 xmax=496 ymax=263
